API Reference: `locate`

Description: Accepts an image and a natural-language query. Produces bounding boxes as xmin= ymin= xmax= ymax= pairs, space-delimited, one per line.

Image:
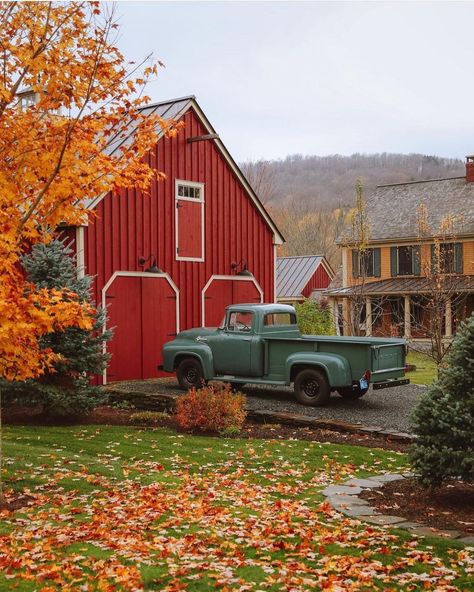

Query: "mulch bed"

xmin=360 ymin=479 xmax=474 ymax=536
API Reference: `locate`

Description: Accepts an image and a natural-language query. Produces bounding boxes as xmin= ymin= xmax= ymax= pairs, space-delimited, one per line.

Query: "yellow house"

xmin=326 ymin=157 xmax=474 ymax=339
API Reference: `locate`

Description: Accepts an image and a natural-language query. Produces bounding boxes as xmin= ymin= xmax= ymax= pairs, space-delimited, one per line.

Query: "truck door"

xmin=208 ymin=310 xmax=254 ymax=376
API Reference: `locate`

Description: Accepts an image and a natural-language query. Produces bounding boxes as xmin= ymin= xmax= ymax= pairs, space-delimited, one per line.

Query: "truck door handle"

xmin=241 ymin=337 xmax=252 ymax=342
xmin=196 ymin=336 xmax=208 ymax=342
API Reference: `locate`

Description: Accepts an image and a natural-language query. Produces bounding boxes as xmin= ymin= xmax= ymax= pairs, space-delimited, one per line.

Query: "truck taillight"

xmin=403 ymin=366 xmax=409 ymax=374
xmin=363 ymin=370 xmax=371 ymax=381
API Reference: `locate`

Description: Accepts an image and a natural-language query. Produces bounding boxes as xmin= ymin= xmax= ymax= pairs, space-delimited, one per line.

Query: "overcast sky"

xmin=115 ymin=1 xmax=474 ymax=162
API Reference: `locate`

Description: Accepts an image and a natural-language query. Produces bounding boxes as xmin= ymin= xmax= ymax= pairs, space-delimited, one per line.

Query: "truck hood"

xmin=176 ymin=327 xmax=219 ymax=340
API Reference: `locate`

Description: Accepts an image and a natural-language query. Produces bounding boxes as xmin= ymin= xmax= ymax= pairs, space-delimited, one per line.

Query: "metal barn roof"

xmin=276 ymin=255 xmax=324 ymax=299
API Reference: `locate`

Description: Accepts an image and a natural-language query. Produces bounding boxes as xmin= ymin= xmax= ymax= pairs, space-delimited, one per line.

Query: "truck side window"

xmin=264 ymin=313 xmax=296 ymax=326
xmin=227 ymin=311 xmax=253 ymax=332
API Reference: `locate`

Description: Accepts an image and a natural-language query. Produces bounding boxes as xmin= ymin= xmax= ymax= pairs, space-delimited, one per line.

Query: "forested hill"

xmin=241 ymin=153 xmax=464 ymax=209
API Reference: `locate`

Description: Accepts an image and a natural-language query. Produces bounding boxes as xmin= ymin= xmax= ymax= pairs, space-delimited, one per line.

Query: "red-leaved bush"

xmin=175 ymin=384 xmax=246 ymax=434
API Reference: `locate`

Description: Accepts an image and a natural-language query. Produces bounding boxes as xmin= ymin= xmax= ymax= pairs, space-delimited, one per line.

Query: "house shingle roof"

xmin=276 ymin=255 xmax=324 ymax=299
xmin=341 ymin=176 xmax=474 ymax=242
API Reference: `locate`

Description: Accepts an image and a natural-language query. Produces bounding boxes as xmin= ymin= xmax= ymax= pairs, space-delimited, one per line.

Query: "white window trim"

xmin=201 ymin=274 xmax=264 ymax=327
xmin=175 ymin=179 xmax=205 ymax=262
xmin=101 ymin=271 xmax=180 ymax=385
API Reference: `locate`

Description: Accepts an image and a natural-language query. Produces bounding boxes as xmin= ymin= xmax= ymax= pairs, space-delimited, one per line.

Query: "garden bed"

xmin=360 ymin=477 xmax=474 ymax=536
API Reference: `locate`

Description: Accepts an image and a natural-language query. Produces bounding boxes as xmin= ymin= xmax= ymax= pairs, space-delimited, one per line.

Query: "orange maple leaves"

xmin=0 ymin=2 xmax=178 ymax=380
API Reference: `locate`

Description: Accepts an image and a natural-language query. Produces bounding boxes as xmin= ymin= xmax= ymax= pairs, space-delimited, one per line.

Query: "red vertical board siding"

xmin=83 ymin=106 xmax=276 ymax=379
xmin=57 ymin=227 xmax=77 ymax=254
xmin=302 ymin=265 xmax=332 ymax=298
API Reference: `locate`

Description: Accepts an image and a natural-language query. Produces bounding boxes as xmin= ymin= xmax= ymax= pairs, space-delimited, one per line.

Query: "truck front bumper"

xmin=373 ymin=378 xmax=410 ymax=390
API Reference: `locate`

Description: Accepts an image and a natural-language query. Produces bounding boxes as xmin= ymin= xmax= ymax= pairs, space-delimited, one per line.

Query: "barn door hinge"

xmin=176 ymin=202 xmax=183 ymax=209
xmin=167 ymin=295 xmax=177 ymax=299
xmin=167 ymin=332 xmax=178 ymax=337
xmin=176 ymin=247 xmax=180 ymax=255
xmin=105 ymin=295 xmax=115 ymax=299
xmin=204 ymin=296 xmax=212 ymax=300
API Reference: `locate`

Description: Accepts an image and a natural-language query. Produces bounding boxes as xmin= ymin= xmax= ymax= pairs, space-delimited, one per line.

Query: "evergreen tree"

xmin=12 ymin=240 xmax=111 ymax=418
xmin=409 ymin=313 xmax=474 ymax=487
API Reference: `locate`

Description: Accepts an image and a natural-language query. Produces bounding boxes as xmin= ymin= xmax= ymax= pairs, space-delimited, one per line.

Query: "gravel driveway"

xmin=242 ymin=383 xmax=426 ymax=433
xmin=110 ymin=378 xmax=426 ymax=434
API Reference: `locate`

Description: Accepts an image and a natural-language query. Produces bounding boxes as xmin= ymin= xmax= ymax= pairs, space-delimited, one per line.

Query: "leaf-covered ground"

xmin=1 ymin=426 xmax=472 ymax=591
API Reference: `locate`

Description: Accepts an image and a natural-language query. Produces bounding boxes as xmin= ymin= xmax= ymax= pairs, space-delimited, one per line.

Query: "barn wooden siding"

xmin=302 ymin=265 xmax=332 ymax=297
xmin=83 ymin=107 xmax=275 ymax=331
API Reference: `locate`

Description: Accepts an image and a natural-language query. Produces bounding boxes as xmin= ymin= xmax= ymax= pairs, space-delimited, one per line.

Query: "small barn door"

xmin=105 ymin=274 xmax=178 ymax=382
xmin=175 ymin=180 xmax=204 ymax=261
xmin=202 ymin=277 xmax=263 ymax=327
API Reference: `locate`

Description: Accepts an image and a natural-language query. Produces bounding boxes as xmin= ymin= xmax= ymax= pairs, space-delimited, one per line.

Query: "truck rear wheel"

xmin=337 ymin=386 xmax=369 ymax=399
xmin=176 ymin=358 xmax=205 ymax=391
xmin=294 ymin=369 xmax=330 ymax=406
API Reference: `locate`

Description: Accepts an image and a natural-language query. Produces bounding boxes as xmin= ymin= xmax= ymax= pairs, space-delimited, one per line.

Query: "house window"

xmin=18 ymin=91 xmax=36 ymax=110
xmin=390 ymin=245 xmax=421 ymax=276
xmin=352 ymin=248 xmax=381 ymax=278
xmin=175 ymin=180 xmax=205 ymax=262
xmin=432 ymin=242 xmax=463 ymax=274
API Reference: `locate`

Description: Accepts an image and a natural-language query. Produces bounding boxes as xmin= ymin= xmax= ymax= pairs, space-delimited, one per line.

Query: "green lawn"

xmin=1 ymin=426 xmax=471 ymax=591
xmin=406 ymin=350 xmax=438 ymax=385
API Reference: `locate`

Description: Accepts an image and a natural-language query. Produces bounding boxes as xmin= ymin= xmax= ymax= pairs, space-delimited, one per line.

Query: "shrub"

xmin=175 ymin=384 xmax=246 ymax=434
xmin=409 ymin=313 xmax=474 ymax=487
xmin=6 ymin=240 xmax=112 ymax=419
xmin=294 ymin=298 xmax=334 ymax=335
xmin=130 ymin=411 xmax=169 ymax=425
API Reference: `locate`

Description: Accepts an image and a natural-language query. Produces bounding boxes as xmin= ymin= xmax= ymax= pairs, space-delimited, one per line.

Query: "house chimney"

xmin=466 ymin=155 xmax=474 ymax=182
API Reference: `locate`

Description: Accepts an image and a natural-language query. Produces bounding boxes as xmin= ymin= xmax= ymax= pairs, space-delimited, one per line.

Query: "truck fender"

xmin=286 ymin=352 xmax=351 ymax=388
xmin=170 ymin=347 xmax=214 ymax=379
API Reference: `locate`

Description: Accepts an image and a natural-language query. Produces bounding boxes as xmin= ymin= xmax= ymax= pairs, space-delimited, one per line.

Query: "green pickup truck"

xmin=161 ymin=303 xmax=409 ymax=406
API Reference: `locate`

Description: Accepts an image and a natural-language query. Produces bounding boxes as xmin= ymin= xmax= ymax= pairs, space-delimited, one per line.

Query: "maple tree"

xmin=0 ymin=1 xmax=179 ymax=504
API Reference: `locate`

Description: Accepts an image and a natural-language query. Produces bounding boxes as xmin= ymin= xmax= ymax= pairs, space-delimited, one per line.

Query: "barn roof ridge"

xmin=138 ymin=95 xmax=196 ymax=109
xmin=377 ymin=175 xmax=464 ymax=188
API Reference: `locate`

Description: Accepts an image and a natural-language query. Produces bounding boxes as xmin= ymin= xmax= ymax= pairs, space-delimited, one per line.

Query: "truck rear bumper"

xmin=373 ymin=378 xmax=410 ymax=390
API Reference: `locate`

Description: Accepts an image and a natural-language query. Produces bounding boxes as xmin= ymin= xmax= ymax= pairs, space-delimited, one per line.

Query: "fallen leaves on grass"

xmin=0 ymin=430 xmax=472 ymax=591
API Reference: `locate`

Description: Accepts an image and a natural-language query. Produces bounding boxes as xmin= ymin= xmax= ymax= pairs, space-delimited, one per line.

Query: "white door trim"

xmin=101 ymin=271 xmax=180 ymax=385
xmin=201 ymin=274 xmax=264 ymax=327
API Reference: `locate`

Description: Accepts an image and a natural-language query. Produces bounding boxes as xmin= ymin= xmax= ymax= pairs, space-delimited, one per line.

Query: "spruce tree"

xmin=13 ymin=240 xmax=111 ymax=418
xmin=409 ymin=313 xmax=474 ymax=487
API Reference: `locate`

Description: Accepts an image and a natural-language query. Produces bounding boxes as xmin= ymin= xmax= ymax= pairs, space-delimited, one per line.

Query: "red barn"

xmin=62 ymin=96 xmax=283 ymax=383
xmin=276 ymin=256 xmax=334 ymax=305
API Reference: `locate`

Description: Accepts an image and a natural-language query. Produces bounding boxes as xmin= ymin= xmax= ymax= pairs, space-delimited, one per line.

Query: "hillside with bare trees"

xmin=241 ymin=153 xmax=464 ymax=268
xmin=241 ymin=153 xmax=464 ymax=210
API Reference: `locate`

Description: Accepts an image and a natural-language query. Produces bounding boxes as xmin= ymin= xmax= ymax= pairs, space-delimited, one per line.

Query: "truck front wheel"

xmin=294 ymin=369 xmax=331 ymax=406
xmin=176 ymin=358 xmax=205 ymax=391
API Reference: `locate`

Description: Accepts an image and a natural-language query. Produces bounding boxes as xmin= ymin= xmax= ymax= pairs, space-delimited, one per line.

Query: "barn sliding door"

xmin=202 ymin=277 xmax=263 ymax=327
xmin=105 ymin=274 xmax=178 ymax=382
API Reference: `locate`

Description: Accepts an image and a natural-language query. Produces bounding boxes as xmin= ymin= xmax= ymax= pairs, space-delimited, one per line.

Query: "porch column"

xmin=404 ymin=295 xmax=411 ymax=339
xmin=342 ymin=298 xmax=351 ymax=336
xmin=445 ymin=298 xmax=453 ymax=338
xmin=331 ymin=298 xmax=341 ymax=336
xmin=365 ymin=297 xmax=372 ymax=336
